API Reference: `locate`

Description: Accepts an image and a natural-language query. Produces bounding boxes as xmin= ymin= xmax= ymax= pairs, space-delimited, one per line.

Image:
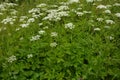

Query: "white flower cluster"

xmin=4 ymin=3 xmax=18 ymax=7
xmin=50 ymin=4 xmax=58 ymax=8
xmin=10 ymin=9 xmax=18 ymax=15
xmin=51 ymin=32 xmax=58 ymax=37
xmin=106 ymin=5 xmax=112 ymax=8
xmin=115 ymin=13 xmax=120 ymax=18
xmin=58 ymin=11 xmax=69 ymax=17
xmin=0 ymin=2 xmax=17 ymax=11
xmin=43 ymin=26 xmax=49 ymax=29
xmin=96 ymin=18 xmax=104 ymax=22
xmin=69 ymin=0 xmax=79 ymax=3
xmin=0 ymin=3 xmax=6 ymax=11
xmin=0 ymin=12 xmax=3 ymax=15
xmin=28 ymin=8 xmax=41 ymax=18
xmin=113 ymin=3 xmax=120 ymax=7
xmin=109 ymin=36 xmax=114 ymax=40
xmin=42 ymin=10 xmax=60 ymax=21
xmin=76 ymin=12 xmax=84 ymax=16
xmin=94 ymin=28 xmax=101 ymax=31
xmin=43 ymin=10 xmax=69 ymax=21
xmin=20 ymin=23 xmax=29 ymax=28
xmin=83 ymin=11 xmax=91 ymax=14
xmin=105 ymin=20 xmax=115 ymax=24
xmin=58 ymin=5 xmax=69 ymax=11
xmin=38 ymin=23 xmax=43 ymax=26
xmin=7 ymin=55 xmax=17 ymax=63
xmin=28 ymin=8 xmax=40 ymax=14
xmin=36 ymin=3 xmax=47 ymax=8
xmin=30 ymin=35 xmax=40 ymax=41
xmin=96 ymin=5 xmax=107 ymax=9
xmin=38 ymin=30 xmax=45 ymax=35
xmin=19 ymin=16 xmax=28 ymax=22
xmin=19 ymin=17 xmax=35 ymax=28
xmin=27 ymin=54 xmax=33 ymax=58
xmin=104 ymin=10 xmax=111 ymax=14
xmin=1 ymin=17 xmax=16 ymax=25
xmin=65 ymin=23 xmax=75 ymax=29
xmin=50 ymin=42 xmax=57 ymax=47
xmin=27 ymin=18 xmax=35 ymax=23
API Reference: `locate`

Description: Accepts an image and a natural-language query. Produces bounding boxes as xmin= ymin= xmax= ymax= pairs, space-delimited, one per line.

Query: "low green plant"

xmin=0 ymin=0 xmax=120 ymax=80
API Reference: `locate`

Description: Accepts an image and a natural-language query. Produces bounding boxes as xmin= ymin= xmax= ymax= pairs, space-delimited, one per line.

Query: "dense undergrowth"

xmin=0 ymin=0 xmax=120 ymax=80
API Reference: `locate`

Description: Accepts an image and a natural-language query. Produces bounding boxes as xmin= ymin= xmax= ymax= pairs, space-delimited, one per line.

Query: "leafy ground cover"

xmin=0 ymin=0 xmax=120 ymax=80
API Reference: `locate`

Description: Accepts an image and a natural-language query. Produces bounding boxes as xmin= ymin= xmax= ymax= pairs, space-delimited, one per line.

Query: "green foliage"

xmin=0 ymin=0 xmax=120 ymax=80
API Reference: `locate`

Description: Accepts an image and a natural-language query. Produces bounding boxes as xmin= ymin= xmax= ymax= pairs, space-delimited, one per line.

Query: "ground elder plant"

xmin=0 ymin=0 xmax=120 ymax=80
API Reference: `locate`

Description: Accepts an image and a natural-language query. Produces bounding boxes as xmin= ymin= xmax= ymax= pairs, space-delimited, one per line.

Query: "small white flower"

xmin=38 ymin=23 xmax=43 ymax=26
xmin=49 ymin=5 xmax=58 ymax=8
xmin=113 ymin=3 xmax=120 ymax=7
xmin=106 ymin=20 xmax=115 ymax=24
xmin=94 ymin=28 xmax=101 ymax=31
xmin=0 ymin=13 xmax=3 ymax=15
xmin=58 ymin=11 xmax=69 ymax=17
xmin=20 ymin=23 xmax=29 ymax=28
xmin=96 ymin=5 xmax=107 ymax=9
xmin=30 ymin=35 xmax=40 ymax=41
xmin=8 ymin=55 xmax=17 ymax=63
xmin=104 ymin=10 xmax=111 ymax=14
xmin=58 ymin=5 xmax=69 ymax=11
xmin=77 ymin=8 xmax=82 ymax=10
xmin=69 ymin=0 xmax=79 ymax=3
xmin=51 ymin=32 xmax=58 ymax=37
xmin=42 ymin=10 xmax=61 ymax=21
xmin=83 ymin=11 xmax=91 ymax=14
xmin=76 ymin=12 xmax=84 ymax=16
xmin=43 ymin=26 xmax=49 ymax=29
xmin=50 ymin=42 xmax=57 ymax=47
xmin=96 ymin=18 xmax=104 ymax=22
xmin=15 ymin=28 xmax=20 ymax=31
xmin=109 ymin=36 xmax=114 ymax=40
xmin=65 ymin=23 xmax=75 ymax=29
xmin=38 ymin=30 xmax=45 ymax=34
xmin=19 ymin=16 xmax=28 ymax=22
xmin=28 ymin=8 xmax=40 ymax=14
xmin=36 ymin=3 xmax=47 ymax=8
xmin=10 ymin=9 xmax=18 ymax=15
xmin=5 ymin=3 xmax=18 ymax=7
xmin=12 ymin=16 xmax=17 ymax=19
xmin=106 ymin=5 xmax=112 ymax=8
xmin=1 ymin=17 xmax=15 ymax=25
xmin=32 ymin=14 xmax=40 ymax=19
xmin=27 ymin=18 xmax=35 ymax=23
xmin=27 ymin=54 xmax=33 ymax=58
xmin=115 ymin=13 xmax=120 ymax=18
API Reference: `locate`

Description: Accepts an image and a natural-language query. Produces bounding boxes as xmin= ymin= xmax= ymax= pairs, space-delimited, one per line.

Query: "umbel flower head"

xmin=115 ymin=13 xmax=120 ymax=18
xmin=51 ymin=32 xmax=58 ymax=37
xmin=50 ymin=42 xmax=57 ymax=47
xmin=69 ymin=0 xmax=79 ymax=3
xmin=96 ymin=5 xmax=107 ymax=9
xmin=65 ymin=23 xmax=75 ymax=29
xmin=7 ymin=55 xmax=17 ymax=63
